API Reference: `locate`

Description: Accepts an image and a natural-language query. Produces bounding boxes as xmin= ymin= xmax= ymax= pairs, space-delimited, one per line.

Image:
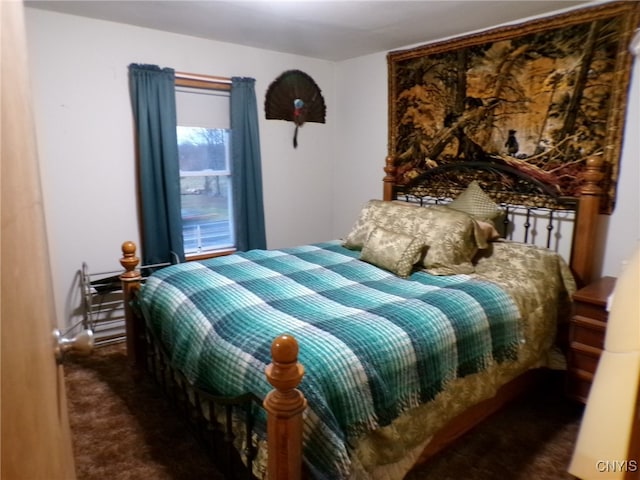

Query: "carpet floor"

xmin=64 ymin=343 xmax=584 ymax=479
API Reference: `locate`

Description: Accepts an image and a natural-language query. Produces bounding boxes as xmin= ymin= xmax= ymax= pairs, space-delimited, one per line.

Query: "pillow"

xmin=392 ymin=198 xmax=501 ymax=244
xmin=343 ymin=200 xmax=483 ymax=275
xmin=343 ymin=200 xmax=417 ymax=250
xmin=413 ymin=206 xmax=482 ymax=275
xmin=448 ymin=181 xmax=502 ymax=222
xmin=360 ymin=226 xmax=424 ymax=277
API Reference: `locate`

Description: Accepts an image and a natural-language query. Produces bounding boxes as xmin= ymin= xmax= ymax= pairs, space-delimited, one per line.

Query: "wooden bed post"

xmin=383 ymin=155 xmax=396 ymax=201
xmin=119 ymin=241 xmax=146 ymax=376
xmin=571 ymin=156 xmax=604 ymax=288
xmin=264 ymin=334 xmax=307 ymax=480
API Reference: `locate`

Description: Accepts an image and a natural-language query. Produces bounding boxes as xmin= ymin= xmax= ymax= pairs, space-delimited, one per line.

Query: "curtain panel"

xmin=230 ymin=77 xmax=266 ymax=251
xmin=128 ymin=64 xmax=185 ymax=265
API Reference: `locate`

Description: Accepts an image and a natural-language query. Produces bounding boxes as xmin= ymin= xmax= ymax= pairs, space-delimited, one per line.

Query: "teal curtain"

xmin=128 ymin=64 xmax=185 ymax=265
xmin=230 ymin=77 xmax=266 ymax=251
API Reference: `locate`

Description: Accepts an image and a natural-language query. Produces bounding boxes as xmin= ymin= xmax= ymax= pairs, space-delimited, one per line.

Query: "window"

xmin=175 ymin=75 xmax=234 ymax=258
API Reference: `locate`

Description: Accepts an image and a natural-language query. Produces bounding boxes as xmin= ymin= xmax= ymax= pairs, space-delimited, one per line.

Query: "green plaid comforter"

xmin=138 ymin=241 xmax=521 ymax=479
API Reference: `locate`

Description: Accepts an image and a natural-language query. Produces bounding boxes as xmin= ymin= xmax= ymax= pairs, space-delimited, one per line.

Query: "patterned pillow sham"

xmin=343 ymin=200 xmax=416 ymax=250
xmin=448 ymin=180 xmax=503 ymax=222
xmin=360 ymin=226 xmax=424 ymax=278
xmin=343 ymin=200 xmax=484 ymax=275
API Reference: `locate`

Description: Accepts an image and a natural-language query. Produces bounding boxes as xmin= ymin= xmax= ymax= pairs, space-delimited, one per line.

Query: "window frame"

xmin=175 ymin=73 xmax=235 ymax=261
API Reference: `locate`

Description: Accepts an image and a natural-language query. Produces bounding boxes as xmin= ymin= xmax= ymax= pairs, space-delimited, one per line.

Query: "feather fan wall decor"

xmin=265 ymin=70 xmax=326 ymax=148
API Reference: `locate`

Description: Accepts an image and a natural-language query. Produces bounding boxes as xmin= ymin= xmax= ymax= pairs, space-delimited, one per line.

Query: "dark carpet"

xmin=64 ymin=343 xmax=583 ymax=479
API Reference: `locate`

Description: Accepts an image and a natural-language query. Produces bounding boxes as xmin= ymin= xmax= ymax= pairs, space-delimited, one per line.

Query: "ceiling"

xmin=25 ymin=0 xmax=591 ymax=61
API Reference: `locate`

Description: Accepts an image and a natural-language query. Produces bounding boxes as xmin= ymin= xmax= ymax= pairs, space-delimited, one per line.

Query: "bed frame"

xmin=119 ymin=155 xmax=604 ymax=480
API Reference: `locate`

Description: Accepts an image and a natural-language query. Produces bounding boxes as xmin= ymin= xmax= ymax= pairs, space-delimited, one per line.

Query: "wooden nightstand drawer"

xmin=568 ymin=342 xmax=602 ymax=374
xmin=573 ymin=303 xmax=609 ymax=322
xmin=569 ymin=316 xmax=606 ymax=349
xmin=566 ymin=276 xmax=615 ymax=404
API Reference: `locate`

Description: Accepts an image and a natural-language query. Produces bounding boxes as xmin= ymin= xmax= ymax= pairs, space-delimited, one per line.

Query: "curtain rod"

xmin=175 ymin=71 xmax=231 ymax=84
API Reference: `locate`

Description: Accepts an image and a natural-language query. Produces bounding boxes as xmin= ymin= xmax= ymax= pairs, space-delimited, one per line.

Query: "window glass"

xmin=176 ymin=85 xmax=233 ymax=256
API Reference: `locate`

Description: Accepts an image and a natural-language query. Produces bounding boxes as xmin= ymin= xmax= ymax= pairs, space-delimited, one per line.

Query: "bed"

xmin=118 ymin=157 xmax=604 ymax=480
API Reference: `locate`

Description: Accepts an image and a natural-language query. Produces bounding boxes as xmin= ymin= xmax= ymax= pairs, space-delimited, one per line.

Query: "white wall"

xmin=25 ymin=8 xmax=336 ymax=329
xmin=600 ymin=59 xmax=640 ymax=276
xmin=332 ymin=51 xmax=389 ymax=236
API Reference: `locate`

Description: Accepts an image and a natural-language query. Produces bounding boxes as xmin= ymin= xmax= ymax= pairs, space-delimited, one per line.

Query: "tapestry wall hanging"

xmin=387 ymin=1 xmax=639 ymax=213
xmin=265 ymin=70 xmax=326 ymax=148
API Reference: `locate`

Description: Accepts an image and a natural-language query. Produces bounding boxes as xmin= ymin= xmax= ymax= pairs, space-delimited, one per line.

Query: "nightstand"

xmin=566 ymin=276 xmax=616 ymax=404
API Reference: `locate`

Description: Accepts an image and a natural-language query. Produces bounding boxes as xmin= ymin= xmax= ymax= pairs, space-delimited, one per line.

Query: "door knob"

xmin=53 ymin=328 xmax=94 ymax=364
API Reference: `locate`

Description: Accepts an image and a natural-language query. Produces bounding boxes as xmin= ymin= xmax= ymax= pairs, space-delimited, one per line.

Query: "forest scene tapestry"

xmin=387 ymin=1 xmax=639 ymax=212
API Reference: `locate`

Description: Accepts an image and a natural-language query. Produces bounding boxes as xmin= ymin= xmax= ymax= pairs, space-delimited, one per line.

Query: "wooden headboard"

xmin=382 ymin=155 xmax=604 ymax=287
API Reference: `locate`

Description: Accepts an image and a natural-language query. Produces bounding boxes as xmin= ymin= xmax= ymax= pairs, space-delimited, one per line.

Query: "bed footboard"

xmin=119 ymin=242 xmax=307 ymax=480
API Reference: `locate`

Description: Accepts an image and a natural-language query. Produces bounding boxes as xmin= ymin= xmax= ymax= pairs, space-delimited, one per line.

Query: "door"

xmin=1 ymin=1 xmax=77 ymax=479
